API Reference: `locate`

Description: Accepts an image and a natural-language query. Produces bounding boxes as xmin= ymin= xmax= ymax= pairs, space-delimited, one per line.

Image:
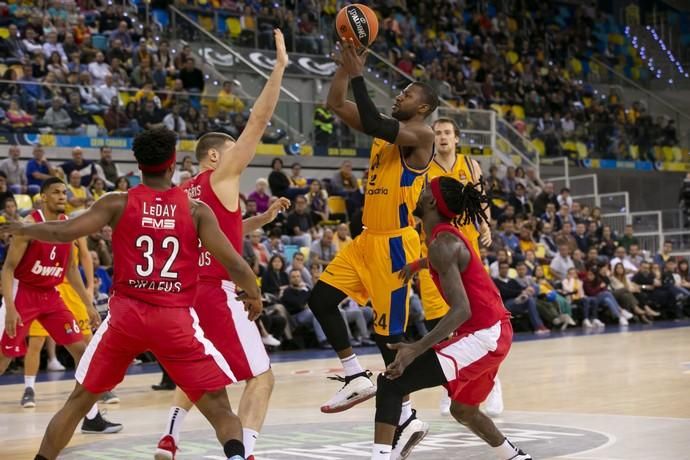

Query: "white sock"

xmin=372 ymin=443 xmax=392 ymax=460
xmin=163 ymin=406 xmax=188 ymax=443
xmin=494 ymin=438 xmax=520 ymax=459
xmin=243 ymin=428 xmax=259 ymax=456
xmin=24 ymin=375 xmax=36 ymax=389
xmin=85 ymin=404 xmax=99 ymax=420
xmin=399 ymin=400 xmax=413 ymax=424
xmin=340 ymin=354 xmax=364 ymax=377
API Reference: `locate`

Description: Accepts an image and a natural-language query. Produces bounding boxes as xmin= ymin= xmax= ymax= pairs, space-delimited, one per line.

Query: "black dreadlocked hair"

xmin=437 ymin=175 xmax=489 ymax=227
xmin=132 ymin=127 xmax=178 ymax=176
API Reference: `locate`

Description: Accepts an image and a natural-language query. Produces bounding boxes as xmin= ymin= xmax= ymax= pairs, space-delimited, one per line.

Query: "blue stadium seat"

xmin=153 ymin=9 xmax=170 ymax=29
xmin=91 ymin=34 xmax=107 ymax=51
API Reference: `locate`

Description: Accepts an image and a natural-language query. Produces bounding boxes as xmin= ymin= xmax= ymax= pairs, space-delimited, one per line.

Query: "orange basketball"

xmin=335 ymin=4 xmax=379 ymax=48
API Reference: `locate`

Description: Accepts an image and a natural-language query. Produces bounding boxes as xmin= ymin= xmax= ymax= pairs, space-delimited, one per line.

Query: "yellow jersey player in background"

xmin=25 ymin=237 xmax=120 ymax=407
xmin=401 ymin=118 xmax=505 ymax=419
xmin=308 ymin=38 xmax=437 ymax=458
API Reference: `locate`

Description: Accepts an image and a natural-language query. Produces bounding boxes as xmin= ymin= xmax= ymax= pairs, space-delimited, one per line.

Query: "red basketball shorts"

xmin=76 ymin=294 xmax=236 ymax=402
xmin=194 ymin=279 xmax=270 ymax=381
xmin=0 ymin=281 xmax=83 ymax=357
xmin=433 ymin=319 xmax=513 ymax=406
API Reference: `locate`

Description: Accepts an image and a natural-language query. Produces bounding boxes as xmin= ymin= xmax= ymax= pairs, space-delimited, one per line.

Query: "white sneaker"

xmin=512 ymin=449 xmax=533 ymax=459
xmin=439 ymin=392 xmax=451 ymax=416
xmin=47 ymin=358 xmax=65 ymax=372
xmin=621 ymin=309 xmax=633 ymax=320
xmin=391 ymin=409 xmax=429 ymax=460
xmin=619 ymin=316 xmax=629 ymax=326
xmin=483 ymin=378 xmax=504 ymax=417
xmin=582 ymin=318 xmax=593 ymax=329
xmin=320 ymin=371 xmax=376 ymax=413
xmin=592 ymin=318 xmax=605 ymax=328
xmin=262 ymin=334 xmax=281 ymax=347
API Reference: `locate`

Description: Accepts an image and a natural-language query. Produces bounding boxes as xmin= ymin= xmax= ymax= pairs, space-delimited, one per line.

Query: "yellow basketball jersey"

xmin=58 ymin=244 xmax=79 ymax=289
xmin=426 ymin=154 xmax=481 ymax=254
xmin=362 ymin=138 xmax=430 ymax=232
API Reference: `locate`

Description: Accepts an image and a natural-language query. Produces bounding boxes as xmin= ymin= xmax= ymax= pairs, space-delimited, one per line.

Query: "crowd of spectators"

xmin=0 ymin=1 xmax=259 ymax=139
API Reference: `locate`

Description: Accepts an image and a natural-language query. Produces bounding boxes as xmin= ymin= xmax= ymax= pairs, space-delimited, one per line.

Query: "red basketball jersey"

xmin=112 ymin=185 xmax=199 ymax=307
xmin=182 ymin=170 xmax=243 ymax=281
xmin=14 ymin=210 xmax=72 ymax=289
xmin=429 ymin=222 xmax=510 ymax=334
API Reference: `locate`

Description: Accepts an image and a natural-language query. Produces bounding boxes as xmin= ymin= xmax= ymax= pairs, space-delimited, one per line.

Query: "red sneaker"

xmin=247 ymin=456 xmax=255 ymax=460
xmin=154 ymin=435 xmax=178 ymax=460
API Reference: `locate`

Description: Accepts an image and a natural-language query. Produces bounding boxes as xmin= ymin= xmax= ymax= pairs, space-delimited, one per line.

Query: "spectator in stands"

xmin=288 ymin=163 xmax=307 ymax=189
xmin=557 ymin=188 xmax=573 ymax=208
xmin=78 ymin=72 xmax=105 ymax=114
xmin=88 ymin=51 xmax=111 ymax=86
xmin=331 ymin=160 xmax=357 ymax=195
xmin=268 ymin=158 xmax=290 ymax=198
xmin=217 ymin=81 xmax=244 ymax=114
xmin=538 ymin=221 xmax=557 ymax=258
xmin=109 ymin=21 xmax=132 ymax=52
xmin=46 ymin=51 xmax=69 ymax=81
xmin=179 ymin=57 xmax=204 ymax=94
xmin=489 ymin=248 xmax=509 ymax=278
xmin=549 ymin=244 xmax=575 ymax=281
xmin=508 ymin=182 xmax=531 ymax=216
xmin=654 ymin=241 xmax=674 ymax=266
xmin=562 ymin=267 xmax=602 ymax=328
xmin=306 ymin=179 xmax=328 ymax=225
xmin=155 ymin=40 xmax=175 ymax=74
xmin=555 ymin=222 xmax=577 ymax=254
xmin=617 ymin=224 xmax=638 ymax=251
xmin=610 ymin=263 xmax=656 ymax=323
xmin=115 ymin=176 xmax=129 ymax=192
xmin=90 ymin=250 xmax=112 ymax=294
xmin=499 ymin=220 xmax=520 ymax=255
xmin=104 ymin=96 xmax=137 ymax=137
xmin=501 ymin=166 xmax=517 ymax=194
xmin=97 ymin=146 xmax=121 ymax=189
xmin=163 ymin=104 xmax=187 ymax=137
xmin=66 ymin=91 xmax=94 ymax=132
xmin=533 ymin=182 xmax=558 ymax=217
xmin=333 ymin=223 xmax=352 ymax=252
xmin=574 ymin=222 xmax=590 ymax=253
xmin=2 ymin=196 xmax=20 ymax=222
xmin=518 ymin=225 xmax=537 ymax=255
xmin=313 ymin=101 xmax=334 ymax=147
xmin=61 ymin=147 xmax=93 ymax=186
xmin=583 ymin=265 xmax=631 ymax=326
xmin=287 ymin=251 xmax=312 ymax=288
xmin=243 ymin=199 xmax=257 ymax=219
xmin=20 ymin=62 xmax=50 ymax=114
xmin=310 ymin=227 xmax=337 ymax=268
xmin=248 ymin=178 xmax=270 ymax=213
xmin=4 ymin=99 xmax=34 ymax=131
xmin=25 ymin=145 xmax=54 ymax=189
xmin=65 ymin=170 xmax=91 ymax=215
xmin=42 ymin=31 xmax=67 ymax=62
xmin=137 ymin=99 xmax=165 ymax=130
xmin=494 ymin=261 xmax=549 ymax=335
xmin=90 ymin=177 xmax=107 ymax=201
xmin=598 ymin=225 xmax=618 ymax=259
xmin=555 ymin=204 xmax=575 ymax=231
xmin=249 ymin=230 xmax=271 ymax=272
xmin=281 ymin=268 xmax=328 ymax=348
xmin=0 ymin=145 xmax=27 ymax=194
xmin=42 ymin=96 xmax=72 ymax=132
xmin=285 ymin=195 xmax=313 ymax=248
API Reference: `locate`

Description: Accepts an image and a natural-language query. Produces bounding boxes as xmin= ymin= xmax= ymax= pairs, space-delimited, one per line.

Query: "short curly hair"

xmin=132 ymin=128 xmax=178 ymax=176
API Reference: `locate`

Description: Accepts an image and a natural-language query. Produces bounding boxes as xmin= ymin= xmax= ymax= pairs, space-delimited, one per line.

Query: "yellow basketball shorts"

xmin=319 ymin=226 xmax=420 ymax=336
xmin=29 ymin=283 xmax=91 ymax=337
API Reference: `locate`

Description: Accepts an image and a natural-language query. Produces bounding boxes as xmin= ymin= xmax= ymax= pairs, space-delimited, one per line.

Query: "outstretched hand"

xmin=273 ymin=29 xmax=288 ymax=68
xmin=266 ymin=197 xmax=291 ymax=222
xmin=340 ymin=38 xmax=368 ymax=77
xmin=237 ymin=290 xmax=263 ymax=321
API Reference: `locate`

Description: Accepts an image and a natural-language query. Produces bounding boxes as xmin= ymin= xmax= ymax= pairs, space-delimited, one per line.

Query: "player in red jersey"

xmin=370 ymin=176 xmax=532 ymax=460
xmin=156 ymin=29 xmax=289 ymax=460
xmin=3 ymin=128 xmax=262 ymax=460
xmin=0 ymin=177 xmax=122 ymax=434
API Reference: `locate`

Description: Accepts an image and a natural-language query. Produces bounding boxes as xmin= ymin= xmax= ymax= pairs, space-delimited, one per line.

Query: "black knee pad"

xmin=375 ymin=373 xmax=404 ymax=426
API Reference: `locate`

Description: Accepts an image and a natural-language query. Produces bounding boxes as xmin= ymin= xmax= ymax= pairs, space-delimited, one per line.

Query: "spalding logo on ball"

xmin=335 ymin=3 xmax=379 ymax=48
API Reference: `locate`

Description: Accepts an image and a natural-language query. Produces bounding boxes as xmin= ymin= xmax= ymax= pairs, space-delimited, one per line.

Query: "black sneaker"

xmin=81 ymin=411 xmax=123 ymax=434
xmin=20 ymin=387 xmax=36 ymax=408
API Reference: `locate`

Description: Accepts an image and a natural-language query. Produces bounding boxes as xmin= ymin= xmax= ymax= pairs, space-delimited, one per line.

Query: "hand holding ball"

xmin=335 ymin=4 xmax=379 ymax=48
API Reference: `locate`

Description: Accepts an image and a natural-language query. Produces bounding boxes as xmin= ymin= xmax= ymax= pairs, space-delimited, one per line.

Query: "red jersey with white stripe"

xmin=429 ymin=222 xmax=510 ymax=335
xmin=14 ymin=210 xmax=71 ymax=289
xmin=182 ymin=170 xmax=242 ymax=281
xmin=112 ymin=185 xmax=199 ymax=307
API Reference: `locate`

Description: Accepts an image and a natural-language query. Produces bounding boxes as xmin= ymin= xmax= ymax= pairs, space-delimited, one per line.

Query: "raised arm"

xmin=5 ymin=193 xmax=123 ymax=243
xmin=242 ymin=197 xmax=290 ymax=235
xmin=212 ymin=29 xmax=288 ymax=191
xmin=327 ymin=65 xmax=364 ymax=132
xmin=195 ymin=201 xmax=262 ymax=320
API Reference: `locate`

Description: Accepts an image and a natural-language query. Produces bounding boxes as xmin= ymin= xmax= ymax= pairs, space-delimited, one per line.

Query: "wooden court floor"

xmin=1 ymin=325 xmax=689 ymax=459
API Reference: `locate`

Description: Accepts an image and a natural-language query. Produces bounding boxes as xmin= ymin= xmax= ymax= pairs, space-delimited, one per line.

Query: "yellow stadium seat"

xmin=576 ymin=142 xmax=588 ymax=159
xmin=569 ymin=58 xmax=582 ymax=75
xmin=506 ymin=50 xmax=519 ymax=65
xmin=470 ymin=59 xmax=481 ymax=72
xmin=631 ymin=67 xmax=640 ymax=80
xmin=653 ymin=146 xmax=663 ymax=161
xmin=671 ymin=146 xmax=682 ymax=162
xmin=583 ymin=96 xmax=592 ymax=108
xmin=662 ymin=146 xmax=674 ymax=162
xmin=512 ymin=105 xmax=525 ymax=120
xmin=119 ymin=92 xmax=131 ymax=105
xmin=226 ymin=17 xmax=242 ymax=38
xmin=0 ymin=28 xmax=8 ymax=39
xmin=508 ymin=268 xmax=517 ymax=279
xmin=199 ymin=15 xmax=214 ymax=31
xmin=299 ymin=246 xmax=310 ymax=259
xmin=541 ymin=264 xmax=552 ymax=280
xmin=629 ymin=144 xmax=639 ymax=160
xmin=15 ymin=194 xmax=33 ymax=211
xmin=92 ymin=115 xmax=105 ymax=128
xmin=532 ymin=138 xmax=545 ymax=156
xmin=535 ymin=244 xmax=546 ymax=259
xmin=609 ymin=33 xmax=624 ymax=45
xmin=327 ymin=196 xmax=346 ymax=215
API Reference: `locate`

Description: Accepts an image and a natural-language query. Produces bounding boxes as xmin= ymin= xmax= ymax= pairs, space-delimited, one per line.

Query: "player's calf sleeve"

xmin=375 ymin=373 xmax=404 ymax=426
xmin=308 ymin=282 xmax=350 ymax=351
xmin=223 ymin=439 xmax=244 ymax=459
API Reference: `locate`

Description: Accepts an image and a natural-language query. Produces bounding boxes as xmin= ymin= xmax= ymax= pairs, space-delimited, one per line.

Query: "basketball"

xmin=335 ymin=3 xmax=379 ymax=48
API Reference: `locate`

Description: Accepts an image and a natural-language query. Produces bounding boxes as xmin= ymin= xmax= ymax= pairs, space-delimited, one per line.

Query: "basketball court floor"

xmin=1 ymin=323 xmax=689 ymax=459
